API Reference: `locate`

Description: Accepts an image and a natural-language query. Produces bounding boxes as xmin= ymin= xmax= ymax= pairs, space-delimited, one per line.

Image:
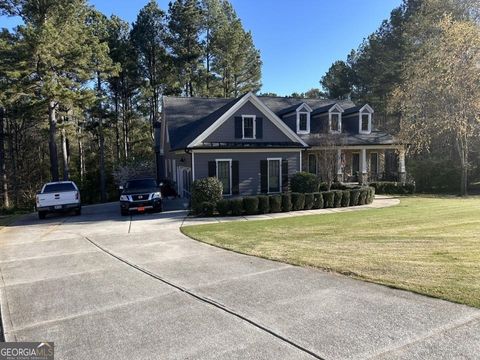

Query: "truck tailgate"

xmin=38 ymin=191 xmax=78 ymax=207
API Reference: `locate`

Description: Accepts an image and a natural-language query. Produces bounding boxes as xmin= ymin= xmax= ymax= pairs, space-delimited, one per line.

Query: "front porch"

xmin=304 ymin=146 xmax=406 ymax=184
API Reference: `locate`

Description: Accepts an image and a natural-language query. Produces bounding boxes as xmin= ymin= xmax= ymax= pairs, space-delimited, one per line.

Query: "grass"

xmin=181 ymin=196 xmax=480 ymax=308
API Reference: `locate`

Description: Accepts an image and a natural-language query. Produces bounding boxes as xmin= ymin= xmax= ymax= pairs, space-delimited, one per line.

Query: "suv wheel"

xmin=121 ymin=210 xmax=129 ymax=216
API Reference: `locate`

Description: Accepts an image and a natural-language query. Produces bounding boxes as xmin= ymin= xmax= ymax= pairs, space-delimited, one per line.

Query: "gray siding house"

xmin=160 ymin=92 xmax=405 ymax=198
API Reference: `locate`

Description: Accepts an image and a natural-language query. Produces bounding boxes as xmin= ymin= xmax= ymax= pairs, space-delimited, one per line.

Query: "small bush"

xmin=341 ymin=190 xmax=350 ymax=207
xmin=312 ymin=192 xmax=323 ymax=209
xmin=258 ymin=195 xmax=270 ymax=214
xmin=291 ymin=192 xmax=305 ymax=211
xmin=201 ymin=201 xmax=215 ymax=216
xmin=290 ymin=172 xmax=320 ymax=193
xmin=281 ymin=193 xmax=292 ymax=212
xmin=323 ymin=191 xmax=335 ymax=208
xmin=350 ymin=189 xmax=361 ymax=206
xmin=216 ymin=199 xmax=230 ymax=216
xmin=269 ymin=195 xmax=282 ymax=213
xmin=318 ymin=182 xmax=330 ymax=191
xmin=304 ymin=193 xmax=314 ymax=210
xmin=331 ymin=182 xmax=348 ymax=190
xmin=366 ymin=187 xmax=375 ymax=204
xmin=370 ymin=181 xmax=415 ymax=195
xmin=191 ymin=177 xmax=223 ymax=214
xmin=333 ymin=190 xmax=343 ymax=208
xmin=243 ymin=196 xmax=259 ymax=215
xmin=358 ymin=188 xmax=368 ymax=205
xmin=230 ymin=198 xmax=244 ymax=216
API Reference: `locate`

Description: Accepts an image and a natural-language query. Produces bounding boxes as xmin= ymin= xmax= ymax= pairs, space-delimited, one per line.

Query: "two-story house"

xmin=160 ymin=92 xmax=405 ymax=198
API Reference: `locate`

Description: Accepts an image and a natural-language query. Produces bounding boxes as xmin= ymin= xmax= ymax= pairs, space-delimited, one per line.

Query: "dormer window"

xmin=298 ymin=112 xmax=309 ymax=133
xmin=330 ymin=113 xmax=341 ymax=133
xmin=242 ymin=115 xmax=256 ymax=139
xmin=358 ymin=104 xmax=373 ymax=134
xmin=295 ymin=103 xmax=312 ymax=134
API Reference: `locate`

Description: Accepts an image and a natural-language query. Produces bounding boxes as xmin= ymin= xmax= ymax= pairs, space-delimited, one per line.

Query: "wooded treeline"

xmin=319 ymin=0 xmax=480 ymax=195
xmin=0 ymin=0 xmax=262 ymax=209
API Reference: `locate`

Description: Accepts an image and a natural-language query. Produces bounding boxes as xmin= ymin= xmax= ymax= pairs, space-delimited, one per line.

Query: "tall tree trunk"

xmin=6 ymin=117 xmax=18 ymax=207
xmin=78 ymin=126 xmax=85 ymax=185
xmin=97 ymin=75 xmax=106 ymax=202
xmin=48 ymin=101 xmax=59 ymax=181
xmin=114 ymin=93 xmax=120 ymax=164
xmin=61 ymin=127 xmax=69 ymax=180
xmin=455 ymin=134 xmax=468 ymax=196
xmin=0 ymin=107 xmax=9 ymax=208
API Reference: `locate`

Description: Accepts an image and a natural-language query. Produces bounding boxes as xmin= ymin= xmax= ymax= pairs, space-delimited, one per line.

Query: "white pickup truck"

xmin=36 ymin=181 xmax=82 ymax=219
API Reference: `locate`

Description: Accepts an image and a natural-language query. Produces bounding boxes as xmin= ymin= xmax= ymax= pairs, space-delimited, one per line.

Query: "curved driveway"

xmin=0 ymin=201 xmax=479 ymax=359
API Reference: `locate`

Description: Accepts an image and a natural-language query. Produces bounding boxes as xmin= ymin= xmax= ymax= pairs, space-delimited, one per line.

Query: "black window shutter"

xmin=282 ymin=160 xmax=289 ymax=192
xmin=232 ymin=161 xmax=239 ymax=195
xmin=208 ymin=161 xmax=216 ymax=177
xmin=260 ymin=160 xmax=268 ymax=193
xmin=234 ymin=116 xmax=242 ymax=138
xmin=256 ymin=117 xmax=263 ymax=139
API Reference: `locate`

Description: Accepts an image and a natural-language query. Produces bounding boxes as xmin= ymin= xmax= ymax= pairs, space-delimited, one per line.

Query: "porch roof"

xmin=300 ymin=130 xmax=402 ymax=147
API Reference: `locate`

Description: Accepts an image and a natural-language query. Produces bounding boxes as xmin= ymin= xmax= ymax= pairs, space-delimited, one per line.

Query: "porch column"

xmin=336 ymin=149 xmax=343 ymax=182
xmin=398 ymin=147 xmax=406 ymax=183
xmin=360 ymin=148 xmax=368 ymax=185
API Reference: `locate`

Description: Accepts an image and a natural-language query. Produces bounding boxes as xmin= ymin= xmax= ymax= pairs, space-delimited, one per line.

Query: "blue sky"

xmin=1 ymin=0 xmax=401 ymax=96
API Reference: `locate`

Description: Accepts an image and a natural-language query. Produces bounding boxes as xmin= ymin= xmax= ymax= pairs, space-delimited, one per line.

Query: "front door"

xmin=370 ymin=153 xmax=378 ymax=180
xmin=352 ymin=153 xmax=360 ymax=180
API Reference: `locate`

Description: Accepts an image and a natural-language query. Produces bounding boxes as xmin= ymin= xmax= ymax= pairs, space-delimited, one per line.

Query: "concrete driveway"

xmin=0 ymin=202 xmax=479 ymax=360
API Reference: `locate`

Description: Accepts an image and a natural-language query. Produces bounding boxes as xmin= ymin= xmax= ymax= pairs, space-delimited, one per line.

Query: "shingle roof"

xmin=342 ymin=105 xmax=363 ymax=115
xmin=299 ymin=131 xmax=399 ymax=147
xmin=167 ymin=95 xmax=245 ymax=150
xmin=164 ymin=94 xmax=374 ymax=150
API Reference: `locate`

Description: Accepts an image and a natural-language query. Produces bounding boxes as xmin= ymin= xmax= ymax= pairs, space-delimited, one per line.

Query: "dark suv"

xmin=119 ymin=178 xmax=163 ymax=216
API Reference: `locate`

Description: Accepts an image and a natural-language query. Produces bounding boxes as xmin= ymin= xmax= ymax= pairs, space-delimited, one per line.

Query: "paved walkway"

xmin=183 ymin=195 xmax=399 ymax=226
xmin=0 ymin=199 xmax=479 ymax=359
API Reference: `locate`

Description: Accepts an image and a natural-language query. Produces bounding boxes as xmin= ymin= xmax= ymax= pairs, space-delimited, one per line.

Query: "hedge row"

xmin=370 ymin=181 xmax=415 ymax=195
xmin=197 ymin=187 xmax=375 ymax=217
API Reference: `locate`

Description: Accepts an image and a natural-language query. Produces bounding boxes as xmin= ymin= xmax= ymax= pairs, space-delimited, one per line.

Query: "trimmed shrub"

xmin=370 ymin=181 xmax=415 ymax=195
xmin=331 ymin=182 xmax=348 ymax=190
xmin=318 ymin=182 xmax=329 ymax=191
xmin=216 ymin=199 xmax=230 ymax=216
xmin=290 ymin=172 xmax=320 ymax=193
xmin=358 ymin=188 xmax=368 ymax=205
xmin=366 ymin=187 xmax=375 ymax=204
xmin=350 ymin=189 xmax=361 ymax=206
xmin=201 ymin=201 xmax=215 ymax=217
xmin=304 ymin=193 xmax=314 ymax=210
xmin=291 ymin=192 xmax=305 ymax=211
xmin=333 ymin=190 xmax=343 ymax=208
xmin=341 ymin=190 xmax=350 ymax=207
xmin=323 ymin=191 xmax=335 ymax=208
xmin=243 ymin=196 xmax=259 ymax=215
xmin=230 ymin=198 xmax=244 ymax=216
xmin=191 ymin=177 xmax=223 ymax=214
xmin=281 ymin=193 xmax=292 ymax=212
xmin=258 ymin=195 xmax=270 ymax=214
xmin=312 ymin=192 xmax=323 ymax=209
xmin=269 ymin=195 xmax=282 ymax=213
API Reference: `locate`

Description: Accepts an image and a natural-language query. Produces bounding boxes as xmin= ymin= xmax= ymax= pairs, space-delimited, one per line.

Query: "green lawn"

xmin=181 ymin=196 xmax=480 ymax=308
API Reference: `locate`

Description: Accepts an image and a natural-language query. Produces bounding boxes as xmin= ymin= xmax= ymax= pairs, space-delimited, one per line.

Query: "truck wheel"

xmin=75 ymin=207 xmax=82 ymax=216
xmin=38 ymin=211 xmax=47 ymax=220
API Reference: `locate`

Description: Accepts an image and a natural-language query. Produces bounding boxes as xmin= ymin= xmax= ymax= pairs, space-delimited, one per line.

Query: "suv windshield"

xmin=125 ymin=179 xmax=157 ymax=189
xmin=43 ymin=183 xmax=76 ymax=193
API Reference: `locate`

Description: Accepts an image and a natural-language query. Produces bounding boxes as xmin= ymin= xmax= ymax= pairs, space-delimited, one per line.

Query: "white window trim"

xmin=359 ymin=111 xmax=372 ymax=134
xmin=215 ymin=159 xmax=232 ymax=196
xmin=241 ymin=115 xmax=256 ymax=139
xmin=329 ymin=112 xmax=342 ymax=133
xmin=296 ymin=111 xmax=310 ymax=134
xmin=267 ymin=157 xmax=282 ymax=194
xmin=308 ymin=153 xmax=317 ymax=175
